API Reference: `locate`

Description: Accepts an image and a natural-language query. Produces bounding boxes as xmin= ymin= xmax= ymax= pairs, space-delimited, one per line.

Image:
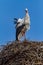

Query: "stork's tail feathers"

xmin=14 ymin=18 xmax=18 ymax=24
xmin=14 ymin=18 xmax=18 ymax=21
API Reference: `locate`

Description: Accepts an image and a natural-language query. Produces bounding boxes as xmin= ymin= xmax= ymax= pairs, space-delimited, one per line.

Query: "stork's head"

xmin=25 ymin=8 xmax=28 ymax=13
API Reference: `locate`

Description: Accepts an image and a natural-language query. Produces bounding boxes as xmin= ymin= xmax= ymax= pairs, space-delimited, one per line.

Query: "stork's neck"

xmin=26 ymin=12 xmax=29 ymax=17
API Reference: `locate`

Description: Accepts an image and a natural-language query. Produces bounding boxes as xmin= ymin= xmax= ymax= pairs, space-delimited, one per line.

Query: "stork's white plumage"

xmin=24 ymin=8 xmax=30 ymax=30
xmin=14 ymin=8 xmax=30 ymax=40
xmin=16 ymin=8 xmax=30 ymax=30
xmin=16 ymin=18 xmax=24 ymax=28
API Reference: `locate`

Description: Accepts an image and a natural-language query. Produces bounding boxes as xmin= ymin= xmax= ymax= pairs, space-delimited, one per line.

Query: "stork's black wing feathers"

xmin=13 ymin=18 xmax=18 ymax=24
xmin=14 ymin=18 xmax=18 ymax=21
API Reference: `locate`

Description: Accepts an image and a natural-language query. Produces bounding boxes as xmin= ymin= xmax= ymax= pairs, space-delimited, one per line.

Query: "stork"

xmin=14 ymin=8 xmax=30 ymax=41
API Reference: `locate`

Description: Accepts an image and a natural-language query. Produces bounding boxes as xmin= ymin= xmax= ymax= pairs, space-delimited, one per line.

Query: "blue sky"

xmin=0 ymin=0 xmax=43 ymax=45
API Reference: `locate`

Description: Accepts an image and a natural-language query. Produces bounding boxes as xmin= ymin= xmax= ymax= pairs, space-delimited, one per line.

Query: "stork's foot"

xmin=15 ymin=39 xmax=20 ymax=42
xmin=15 ymin=40 xmax=21 ymax=43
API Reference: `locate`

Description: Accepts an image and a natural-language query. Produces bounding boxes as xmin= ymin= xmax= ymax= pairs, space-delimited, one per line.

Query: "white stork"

xmin=14 ymin=8 xmax=30 ymax=40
